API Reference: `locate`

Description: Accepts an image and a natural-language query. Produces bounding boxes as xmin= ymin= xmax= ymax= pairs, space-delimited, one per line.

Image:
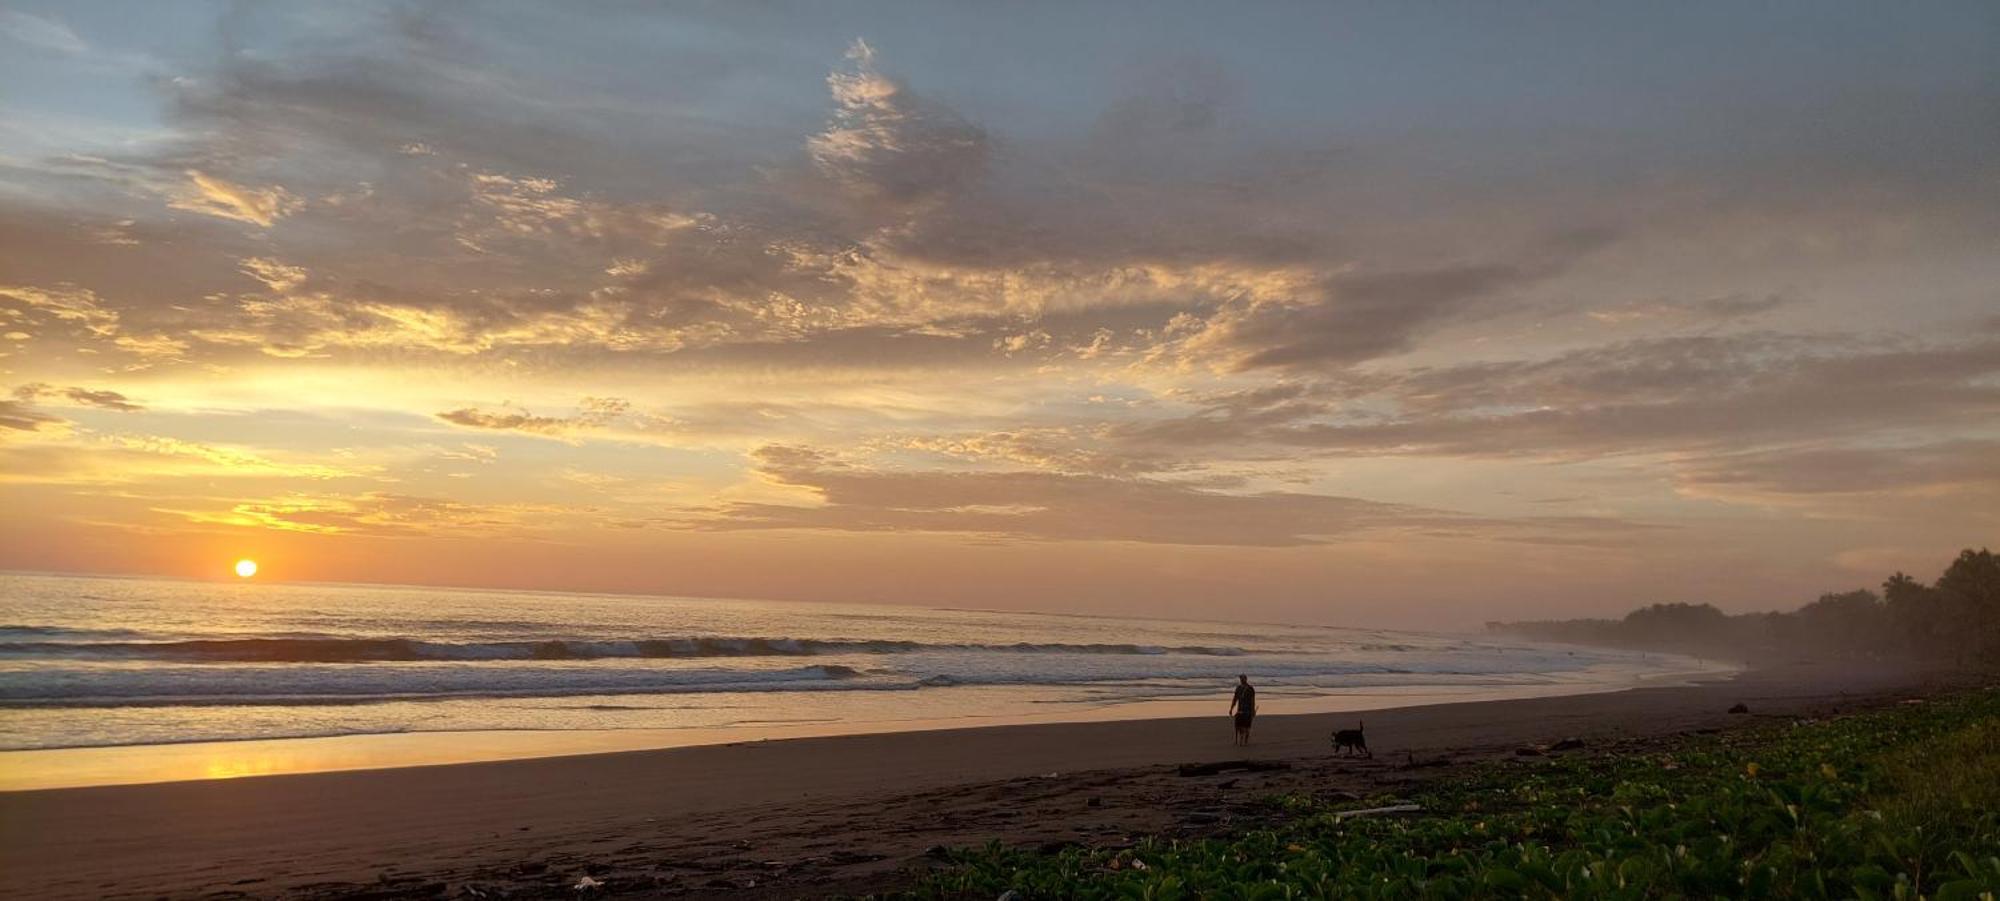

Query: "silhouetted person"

xmin=1229 ymin=674 xmax=1256 ymax=745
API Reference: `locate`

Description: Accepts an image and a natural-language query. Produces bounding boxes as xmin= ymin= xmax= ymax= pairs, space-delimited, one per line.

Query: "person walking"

xmin=1229 ymin=674 xmax=1257 ymax=746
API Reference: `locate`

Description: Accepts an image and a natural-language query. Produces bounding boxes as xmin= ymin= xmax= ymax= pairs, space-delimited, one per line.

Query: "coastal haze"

xmin=1 ymin=2 xmax=1995 ymax=628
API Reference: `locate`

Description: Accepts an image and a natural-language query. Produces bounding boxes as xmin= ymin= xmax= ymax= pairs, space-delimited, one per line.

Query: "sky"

xmin=1 ymin=1 xmax=1995 ymax=628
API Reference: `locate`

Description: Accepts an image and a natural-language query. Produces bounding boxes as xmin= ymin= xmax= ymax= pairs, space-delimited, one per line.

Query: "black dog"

xmin=1330 ymin=720 xmax=1370 ymax=757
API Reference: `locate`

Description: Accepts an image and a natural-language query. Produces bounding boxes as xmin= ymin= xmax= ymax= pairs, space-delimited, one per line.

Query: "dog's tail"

xmin=1357 ymin=719 xmax=1365 ymax=733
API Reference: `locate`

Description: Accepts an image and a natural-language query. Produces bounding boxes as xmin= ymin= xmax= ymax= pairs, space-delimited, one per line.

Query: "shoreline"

xmin=0 ymin=661 xmax=1730 ymax=791
xmin=0 ymin=661 xmax=1942 ymax=900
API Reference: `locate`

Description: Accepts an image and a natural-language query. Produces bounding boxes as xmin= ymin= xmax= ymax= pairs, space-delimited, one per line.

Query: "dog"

xmin=1330 ymin=720 xmax=1371 ymax=757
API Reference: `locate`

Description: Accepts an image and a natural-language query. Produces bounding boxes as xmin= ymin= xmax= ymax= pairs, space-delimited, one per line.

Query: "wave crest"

xmin=0 ymin=636 xmax=1252 ymax=663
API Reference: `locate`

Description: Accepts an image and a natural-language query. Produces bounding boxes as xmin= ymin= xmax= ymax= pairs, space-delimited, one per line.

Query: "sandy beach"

xmin=0 ymin=661 xmax=1955 ymax=900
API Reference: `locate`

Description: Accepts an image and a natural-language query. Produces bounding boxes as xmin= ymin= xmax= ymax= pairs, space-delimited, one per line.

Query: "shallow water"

xmin=0 ymin=572 xmax=1699 ymax=753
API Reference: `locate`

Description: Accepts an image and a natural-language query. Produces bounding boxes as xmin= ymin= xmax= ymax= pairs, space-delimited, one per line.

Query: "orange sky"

xmin=2 ymin=4 xmax=1996 ymax=627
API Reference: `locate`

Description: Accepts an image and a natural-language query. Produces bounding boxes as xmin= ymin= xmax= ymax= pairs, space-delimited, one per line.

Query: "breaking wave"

xmin=0 ymin=636 xmax=1253 ymax=663
xmin=0 ymin=664 xmax=876 ymax=708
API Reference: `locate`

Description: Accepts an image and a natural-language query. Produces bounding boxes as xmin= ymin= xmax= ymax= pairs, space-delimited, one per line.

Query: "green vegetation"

xmin=901 ymin=690 xmax=2000 ymax=900
xmin=1491 ymin=547 xmax=2000 ymax=666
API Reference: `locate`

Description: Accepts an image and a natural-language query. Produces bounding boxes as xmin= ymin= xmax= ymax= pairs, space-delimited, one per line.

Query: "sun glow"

xmin=234 ymin=559 xmax=258 ymax=579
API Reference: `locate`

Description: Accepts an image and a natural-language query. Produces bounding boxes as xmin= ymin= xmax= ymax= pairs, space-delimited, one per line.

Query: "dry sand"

xmin=0 ymin=662 xmax=1951 ymax=899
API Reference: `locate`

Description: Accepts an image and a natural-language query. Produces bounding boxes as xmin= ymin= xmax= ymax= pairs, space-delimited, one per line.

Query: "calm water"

xmin=0 ymin=573 xmax=1691 ymax=751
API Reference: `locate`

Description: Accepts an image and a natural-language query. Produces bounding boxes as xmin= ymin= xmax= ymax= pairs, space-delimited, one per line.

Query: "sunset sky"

xmin=2 ymin=2 xmax=1995 ymax=627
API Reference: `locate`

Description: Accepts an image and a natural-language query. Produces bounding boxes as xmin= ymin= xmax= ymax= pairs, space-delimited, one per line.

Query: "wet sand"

xmin=0 ymin=662 xmax=1951 ymax=899
xmin=0 ymin=668 xmax=1719 ymax=792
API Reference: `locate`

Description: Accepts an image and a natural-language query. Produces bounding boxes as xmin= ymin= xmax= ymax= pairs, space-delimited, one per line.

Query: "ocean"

xmin=0 ymin=572 xmax=1700 ymax=753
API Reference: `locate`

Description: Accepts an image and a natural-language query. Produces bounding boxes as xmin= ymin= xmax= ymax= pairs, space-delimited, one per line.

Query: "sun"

xmin=234 ymin=558 xmax=259 ymax=579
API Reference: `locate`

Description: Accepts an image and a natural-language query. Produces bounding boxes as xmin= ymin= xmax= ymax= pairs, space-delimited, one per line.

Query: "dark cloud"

xmin=1165 ymin=229 xmax=1619 ymax=372
xmin=13 ymin=383 xmax=144 ymax=412
xmin=1119 ymin=334 xmax=2000 ymax=458
xmin=0 ymin=383 xmax=140 ymax=434
xmin=0 ymin=400 xmax=63 ymax=433
xmin=1207 ymin=263 xmax=1538 ymax=370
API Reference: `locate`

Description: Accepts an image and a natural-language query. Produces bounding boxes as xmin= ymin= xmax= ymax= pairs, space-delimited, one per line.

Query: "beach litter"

xmin=573 ymin=875 xmax=603 ymax=891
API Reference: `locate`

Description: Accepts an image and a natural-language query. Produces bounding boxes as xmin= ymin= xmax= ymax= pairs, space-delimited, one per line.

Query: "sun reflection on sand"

xmin=0 ymin=666 xmax=1737 ymax=792
xmin=202 ymin=754 xmax=289 ymax=781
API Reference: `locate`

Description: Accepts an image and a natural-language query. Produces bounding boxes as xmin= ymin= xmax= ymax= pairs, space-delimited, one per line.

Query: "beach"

xmin=0 ymin=661 xmax=1949 ymax=899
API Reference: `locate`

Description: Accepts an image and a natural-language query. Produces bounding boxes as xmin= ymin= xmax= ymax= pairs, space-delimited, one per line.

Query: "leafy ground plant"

xmin=896 ymin=689 xmax=2000 ymax=900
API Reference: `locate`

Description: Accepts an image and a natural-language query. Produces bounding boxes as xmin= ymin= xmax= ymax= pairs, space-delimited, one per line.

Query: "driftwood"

xmin=1333 ymin=803 xmax=1423 ymax=821
xmin=1176 ymin=759 xmax=1293 ymax=777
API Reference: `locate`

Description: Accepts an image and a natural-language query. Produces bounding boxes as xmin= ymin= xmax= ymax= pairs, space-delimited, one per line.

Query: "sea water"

xmin=0 ymin=572 xmax=1702 ymax=754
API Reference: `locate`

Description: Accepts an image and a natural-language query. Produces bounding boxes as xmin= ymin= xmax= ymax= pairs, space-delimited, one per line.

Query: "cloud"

xmin=240 ymin=257 xmax=308 ymax=292
xmin=0 ymin=400 xmax=63 ymax=433
xmin=0 ymin=10 xmax=87 ymax=55
xmin=1673 ymin=441 xmax=2000 ymax=498
xmin=435 ymin=397 xmax=631 ymax=437
xmin=1121 ymin=334 xmax=2000 ymax=459
xmin=0 ymin=433 xmax=369 ymax=485
xmin=1586 ymin=293 xmax=1797 ymax=325
xmin=111 ymin=334 xmax=190 ymax=360
xmin=167 ymin=171 xmax=302 ymax=227
xmin=434 ymin=443 xmax=500 ymax=465
xmin=12 ymin=383 xmax=144 ymax=412
xmin=100 ymin=435 xmax=361 ymax=480
xmin=885 ymin=428 xmax=1183 ymax=477
xmin=164 ymin=492 xmax=557 ymax=536
xmin=689 ymin=444 xmax=1652 ymax=547
xmin=0 ymin=283 xmax=189 ymax=363
xmin=457 ymin=170 xmax=701 ymax=253
xmin=808 ymin=39 xmax=989 ymax=205
xmin=993 ymin=329 xmax=1051 ymax=355
xmin=1167 ymin=231 xmax=1617 ymax=372
xmin=1193 ymin=264 xmax=1535 ymax=370
xmin=0 ymin=283 xmax=119 ymax=338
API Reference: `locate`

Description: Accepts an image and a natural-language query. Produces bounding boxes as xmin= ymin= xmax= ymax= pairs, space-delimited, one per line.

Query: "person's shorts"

xmin=1234 ymin=710 xmax=1255 ymax=730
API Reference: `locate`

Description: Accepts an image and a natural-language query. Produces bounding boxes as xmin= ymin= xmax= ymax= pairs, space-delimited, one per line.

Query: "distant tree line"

xmin=1488 ymin=548 xmax=2000 ymax=668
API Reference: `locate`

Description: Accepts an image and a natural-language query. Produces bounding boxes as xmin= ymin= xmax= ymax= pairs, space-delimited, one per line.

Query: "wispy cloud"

xmin=687 ymin=445 xmax=1656 ymax=548
xmin=0 ymin=10 xmax=87 ymax=55
xmin=167 ymin=171 xmax=301 ymax=227
xmin=435 ymin=397 xmax=631 ymax=438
